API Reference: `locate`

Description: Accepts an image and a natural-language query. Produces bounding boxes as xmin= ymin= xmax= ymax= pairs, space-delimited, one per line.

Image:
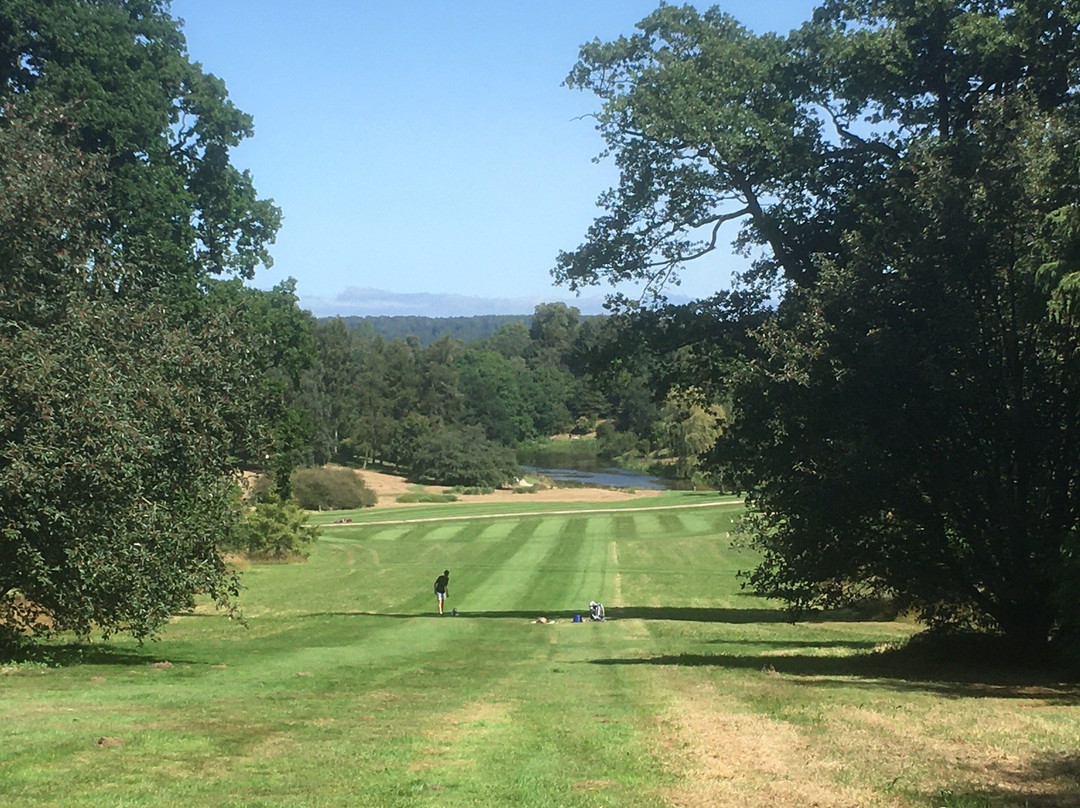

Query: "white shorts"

xmin=436 ymin=591 xmax=446 ymax=602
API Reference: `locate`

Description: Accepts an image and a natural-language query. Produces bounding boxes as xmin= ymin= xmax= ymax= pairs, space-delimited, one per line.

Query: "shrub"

xmin=224 ymin=498 xmax=318 ymax=561
xmin=291 ymin=466 xmax=377 ymax=510
xmin=447 ymin=485 xmax=495 ymax=495
xmin=595 ymin=421 xmax=641 ymax=461
xmin=395 ymin=492 xmax=458 ymax=504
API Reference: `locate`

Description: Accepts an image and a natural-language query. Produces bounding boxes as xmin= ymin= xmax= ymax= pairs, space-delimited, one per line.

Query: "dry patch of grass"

xmin=657 ymin=683 xmax=900 ymax=808
xmin=824 ymin=702 xmax=1080 ymax=806
xmin=573 ymin=779 xmax=621 ymax=791
xmin=653 ymin=669 xmax=1080 ymax=808
xmin=426 ymin=698 xmax=511 ymax=745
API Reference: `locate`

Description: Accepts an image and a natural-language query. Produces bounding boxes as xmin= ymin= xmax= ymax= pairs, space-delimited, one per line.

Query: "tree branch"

xmin=822 ymin=104 xmax=900 ymax=161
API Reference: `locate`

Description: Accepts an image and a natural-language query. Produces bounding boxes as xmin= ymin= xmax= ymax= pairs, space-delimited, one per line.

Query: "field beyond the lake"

xmin=3 ymin=491 xmax=1078 ymax=808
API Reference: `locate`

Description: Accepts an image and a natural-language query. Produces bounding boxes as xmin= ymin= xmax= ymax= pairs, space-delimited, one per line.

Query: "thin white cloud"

xmin=299 ymin=287 xmax=613 ymax=318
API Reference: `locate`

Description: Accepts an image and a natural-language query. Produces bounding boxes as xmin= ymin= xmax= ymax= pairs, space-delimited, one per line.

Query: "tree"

xmin=0 ymin=0 xmax=280 ymax=285
xmin=560 ymin=2 xmax=1080 ymax=647
xmin=409 ymin=425 xmax=520 ymax=489
xmin=0 ymin=280 xmax=262 ymax=640
xmin=311 ymin=318 xmax=364 ymax=457
xmin=656 ymin=390 xmax=724 ymax=483
xmin=528 ymin=302 xmax=581 ymax=367
xmin=202 ymin=279 xmax=320 ymax=498
xmin=456 ymin=349 xmax=534 ymax=445
xmin=348 ymin=336 xmax=394 ymax=467
xmin=384 ymin=412 xmax=435 ymax=470
xmin=485 ymin=320 xmax=533 ymax=359
xmin=0 ymin=1 xmax=281 ymax=642
xmin=416 ymin=337 xmax=464 ymax=425
xmin=522 ymin=363 xmax=575 ymax=438
xmin=224 ymin=496 xmax=318 ymax=561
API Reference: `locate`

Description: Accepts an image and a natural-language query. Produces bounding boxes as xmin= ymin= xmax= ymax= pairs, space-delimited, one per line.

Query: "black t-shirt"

xmin=434 ymin=574 xmax=449 ymax=594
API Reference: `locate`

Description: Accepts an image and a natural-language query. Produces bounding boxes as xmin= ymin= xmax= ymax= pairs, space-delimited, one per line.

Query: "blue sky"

xmin=170 ymin=1 xmax=821 ymax=317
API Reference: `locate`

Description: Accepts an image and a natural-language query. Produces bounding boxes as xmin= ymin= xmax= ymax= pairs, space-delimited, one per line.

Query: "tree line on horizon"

xmin=333 ymin=314 xmax=534 ymax=347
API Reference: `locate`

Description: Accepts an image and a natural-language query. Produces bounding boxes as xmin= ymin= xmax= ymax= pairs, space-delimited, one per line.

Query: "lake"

xmin=522 ymin=465 xmax=669 ymax=490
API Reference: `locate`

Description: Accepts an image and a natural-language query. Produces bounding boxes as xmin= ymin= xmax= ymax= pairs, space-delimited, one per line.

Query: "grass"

xmin=394 ymin=491 xmax=459 ymax=504
xmin=306 ymin=489 xmax=732 ymax=526
xmin=2 ymin=493 xmax=1078 ymax=807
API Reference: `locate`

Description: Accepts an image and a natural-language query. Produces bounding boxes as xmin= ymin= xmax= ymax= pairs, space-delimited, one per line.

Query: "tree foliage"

xmin=290 ymin=466 xmax=377 ymax=511
xmin=305 ymin=305 xmax=597 ymax=478
xmin=408 ymin=425 xmax=520 ymax=489
xmin=0 ymin=0 xmax=280 ymax=283
xmin=224 ymin=497 xmax=318 ymax=561
xmin=656 ymin=389 xmax=725 ymax=483
xmin=561 ymin=1 xmax=1080 ymax=646
xmin=0 ymin=1 xmax=283 ymax=641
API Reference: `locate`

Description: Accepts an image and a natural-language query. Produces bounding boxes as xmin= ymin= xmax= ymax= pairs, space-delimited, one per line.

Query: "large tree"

xmin=0 ymin=0 xmax=280 ymax=286
xmin=559 ymin=1 xmax=1080 ymax=646
xmin=0 ymin=0 xmax=283 ymax=641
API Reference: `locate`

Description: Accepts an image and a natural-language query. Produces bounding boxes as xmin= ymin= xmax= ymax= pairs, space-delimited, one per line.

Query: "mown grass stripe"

xmin=6 ymin=498 xmax=1075 ymax=808
xmin=318 ymin=498 xmax=743 ymax=529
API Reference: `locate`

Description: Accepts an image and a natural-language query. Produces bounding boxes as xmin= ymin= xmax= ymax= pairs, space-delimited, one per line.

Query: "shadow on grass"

xmin=718 ymin=639 xmax=882 ymax=651
xmin=0 ymin=641 xmax=186 ymax=668
xmin=341 ymin=605 xmax=886 ymax=623
xmin=918 ymin=753 xmax=1080 ymax=808
xmin=1019 ymin=754 xmax=1080 ymax=807
xmin=587 ymin=649 xmax=1080 ymax=700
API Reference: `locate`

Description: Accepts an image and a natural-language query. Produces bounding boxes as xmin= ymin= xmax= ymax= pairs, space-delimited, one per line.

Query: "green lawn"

xmin=2 ymin=494 xmax=1078 ymax=807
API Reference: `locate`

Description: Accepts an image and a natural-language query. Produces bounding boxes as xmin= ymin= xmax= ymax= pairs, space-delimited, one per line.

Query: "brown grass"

xmin=658 ymin=684 xmax=892 ymax=808
xmin=651 ymin=671 xmax=1080 ymax=808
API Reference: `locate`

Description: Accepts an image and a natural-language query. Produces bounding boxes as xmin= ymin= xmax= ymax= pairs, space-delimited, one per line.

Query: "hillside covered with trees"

xmin=283 ymin=302 xmax=712 ymax=489
xmin=334 ymin=314 xmax=532 ymax=346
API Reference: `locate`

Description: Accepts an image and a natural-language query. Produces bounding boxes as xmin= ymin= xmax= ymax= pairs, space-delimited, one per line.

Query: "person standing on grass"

xmin=434 ymin=569 xmax=450 ymax=615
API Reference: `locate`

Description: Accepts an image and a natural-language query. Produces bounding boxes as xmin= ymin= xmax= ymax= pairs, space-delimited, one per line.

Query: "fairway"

xmin=2 ymin=495 xmax=1078 ymax=808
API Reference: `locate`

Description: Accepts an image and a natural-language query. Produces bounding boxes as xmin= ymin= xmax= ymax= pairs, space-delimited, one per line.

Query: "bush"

xmin=290 ymin=466 xmax=377 ymax=510
xmin=595 ymin=421 xmax=641 ymax=461
xmin=224 ymin=498 xmax=318 ymax=561
xmin=395 ymin=492 xmax=458 ymax=504
xmin=447 ymin=485 xmax=495 ymax=495
xmin=409 ymin=425 xmax=520 ymax=488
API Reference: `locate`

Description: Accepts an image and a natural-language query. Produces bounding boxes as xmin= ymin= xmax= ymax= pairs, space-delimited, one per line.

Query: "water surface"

xmin=522 ymin=465 xmax=668 ymax=490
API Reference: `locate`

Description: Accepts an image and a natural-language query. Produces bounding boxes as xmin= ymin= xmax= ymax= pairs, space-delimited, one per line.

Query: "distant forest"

xmin=332 ymin=314 xmax=538 ymax=346
xmin=291 ymin=300 xmax=726 ymax=492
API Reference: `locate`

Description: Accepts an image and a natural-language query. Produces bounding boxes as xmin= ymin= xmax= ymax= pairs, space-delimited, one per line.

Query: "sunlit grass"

xmin=2 ymin=498 xmax=1077 ymax=807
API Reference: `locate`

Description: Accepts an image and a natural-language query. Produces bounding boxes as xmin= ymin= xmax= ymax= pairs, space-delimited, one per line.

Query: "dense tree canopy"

xmin=408 ymin=425 xmax=520 ymax=489
xmin=560 ymin=1 xmax=1080 ymax=647
xmin=306 ymin=309 xmax=591 ymax=475
xmin=0 ymin=0 xmax=280 ymax=284
xmin=0 ymin=1 xmax=285 ymax=641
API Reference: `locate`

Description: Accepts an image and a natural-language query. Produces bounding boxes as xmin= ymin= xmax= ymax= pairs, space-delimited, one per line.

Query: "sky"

xmin=170 ymin=1 xmax=822 ymax=317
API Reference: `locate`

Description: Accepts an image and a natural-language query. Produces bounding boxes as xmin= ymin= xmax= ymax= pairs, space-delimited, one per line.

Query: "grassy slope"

xmin=2 ymin=494 xmax=1078 ymax=808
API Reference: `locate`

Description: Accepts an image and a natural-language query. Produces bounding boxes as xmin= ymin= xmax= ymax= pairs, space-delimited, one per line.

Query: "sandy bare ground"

xmin=356 ymin=468 xmax=665 ymax=508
